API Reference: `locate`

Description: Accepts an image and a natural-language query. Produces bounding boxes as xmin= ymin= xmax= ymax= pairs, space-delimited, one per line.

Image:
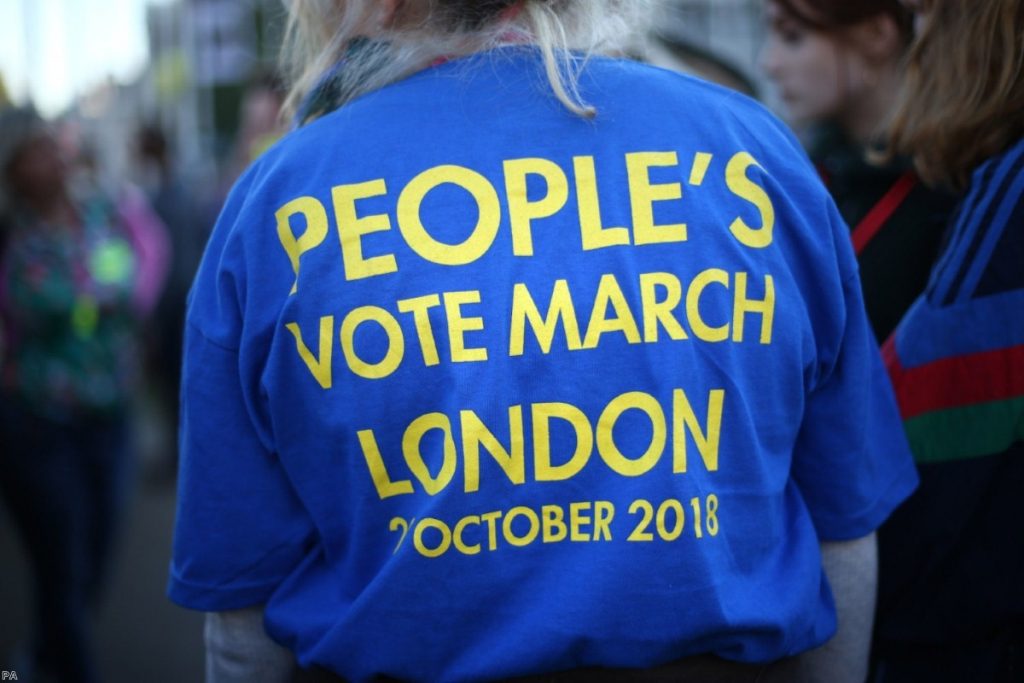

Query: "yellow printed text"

xmin=358 ymin=387 xmax=724 ymax=499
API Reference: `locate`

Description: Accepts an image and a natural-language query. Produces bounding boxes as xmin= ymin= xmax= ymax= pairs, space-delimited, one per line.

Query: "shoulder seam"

xmin=187 ymin=318 xmax=241 ymax=353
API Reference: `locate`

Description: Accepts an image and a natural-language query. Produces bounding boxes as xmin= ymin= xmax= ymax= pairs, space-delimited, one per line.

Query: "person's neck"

xmin=839 ymin=65 xmax=901 ymax=147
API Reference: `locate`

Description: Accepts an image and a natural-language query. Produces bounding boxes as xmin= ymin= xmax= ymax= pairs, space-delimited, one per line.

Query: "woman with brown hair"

xmin=760 ymin=0 xmax=956 ymax=342
xmin=872 ymin=0 xmax=1024 ymax=680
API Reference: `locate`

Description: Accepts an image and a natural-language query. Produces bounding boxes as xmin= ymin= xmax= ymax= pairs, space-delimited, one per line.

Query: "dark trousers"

xmin=0 ymin=401 xmax=131 ymax=683
xmin=293 ymin=654 xmax=799 ymax=683
xmin=872 ymin=626 xmax=1024 ymax=683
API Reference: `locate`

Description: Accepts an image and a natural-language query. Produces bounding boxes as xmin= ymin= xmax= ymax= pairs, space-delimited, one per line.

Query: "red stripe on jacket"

xmin=882 ymin=338 xmax=1024 ymax=419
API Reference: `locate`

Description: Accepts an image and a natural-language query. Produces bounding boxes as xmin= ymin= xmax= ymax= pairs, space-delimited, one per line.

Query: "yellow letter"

xmin=596 ymin=391 xmax=667 ymax=477
xmin=532 ymin=402 xmax=594 ymax=481
xmin=726 ymin=152 xmax=774 ymax=248
xmin=357 ymin=429 xmax=415 ymax=499
xmin=583 ymin=274 xmax=642 ymax=349
xmin=397 ymin=165 xmax=501 ymax=266
xmin=402 ymin=412 xmax=457 ymax=496
xmin=503 ymin=506 xmax=540 ymax=547
xmin=276 ymin=196 xmax=329 ymax=294
xmin=340 ymin=306 xmax=405 ymax=379
xmin=640 ymin=272 xmax=687 ymax=342
xmin=397 ymin=294 xmax=442 ymax=366
xmin=594 ymin=501 xmax=614 ymax=541
xmin=733 ymin=273 xmax=775 ymax=344
xmin=285 ymin=316 xmax=334 ymax=389
xmin=626 ymin=151 xmax=686 ymax=245
xmin=686 ymin=268 xmax=730 ymax=342
xmin=444 ymin=290 xmax=488 ymax=362
xmin=481 ymin=510 xmax=503 ymax=550
xmin=332 ymin=179 xmax=397 ymax=282
xmin=542 ymin=504 xmax=567 ymax=543
xmin=672 ymin=388 xmax=724 ymax=473
xmin=504 ymin=158 xmax=569 ymax=256
xmin=509 ymin=280 xmax=582 ymax=355
xmin=574 ymin=156 xmax=630 ymax=251
xmin=461 ymin=406 xmax=525 ymax=493
xmin=453 ymin=516 xmax=482 ymax=555
xmin=413 ymin=518 xmax=452 ymax=558
xmin=569 ymin=501 xmax=592 ymax=541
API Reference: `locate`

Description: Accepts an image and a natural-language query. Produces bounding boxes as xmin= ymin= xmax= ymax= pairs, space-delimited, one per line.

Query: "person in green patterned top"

xmin=0 ymin=104 xmax=167 ymax=683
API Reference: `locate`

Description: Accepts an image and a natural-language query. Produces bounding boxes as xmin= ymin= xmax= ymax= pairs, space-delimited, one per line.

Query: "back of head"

xmin=760 ymin=0 xmax=915 ymax=137
xmin=281 ymin=0 xmax=651 ymax=124
xmin=889 ymin=0 xmax=1024 ymax=190
xmin=772 ymin=0 xmax=914 ymax=43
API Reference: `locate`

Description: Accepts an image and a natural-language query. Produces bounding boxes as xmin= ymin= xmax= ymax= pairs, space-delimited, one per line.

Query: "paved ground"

xmin=0 ymin=458 xmax=205 ymax=682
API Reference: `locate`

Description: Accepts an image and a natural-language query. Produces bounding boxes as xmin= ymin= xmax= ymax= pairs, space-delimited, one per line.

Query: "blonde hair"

xmin=280 ymin=0 xmax=652 ymax=123
xmin=888 ymin=0 xmax=1024 ymax=190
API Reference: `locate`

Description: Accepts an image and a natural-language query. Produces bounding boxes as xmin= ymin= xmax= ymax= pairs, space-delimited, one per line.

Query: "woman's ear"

xmin=378 ymin=0 xmax=410 ymax=29
xmin=849 ymin=13 xmax=904 ymax=64
xmin=356 ymin=0 xmax=401 ymax=34
xmin=380 ymin=0 xmax=401 ymax=24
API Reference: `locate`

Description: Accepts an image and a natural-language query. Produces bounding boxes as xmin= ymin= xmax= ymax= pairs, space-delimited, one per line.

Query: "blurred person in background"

xmin=760 ymin=0 xmax=956 ymax=342
xmin=136 ymin=123 xmax=207 ymax=470
xmin=225 ymin=71 xmax=287 ymax=187
xmin=169 ymin=0 xmax=918 ymax=681
xmin=643 ymin=32 xmax=761 ymax=99
xmin=870 ymin=0 xmax=1024 ymax=680
xmin=0 ymin=104 xmax=167 ymax=683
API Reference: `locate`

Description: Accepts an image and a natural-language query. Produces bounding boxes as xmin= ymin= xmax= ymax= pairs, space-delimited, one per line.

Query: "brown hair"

xmin=888 ymin=0 xmax=1024 ymax=190
xmin=772 ymin=0 xmax=914 ymax=44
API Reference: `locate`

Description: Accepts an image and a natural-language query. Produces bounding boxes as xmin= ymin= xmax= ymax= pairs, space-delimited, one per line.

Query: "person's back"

xmin=871 ymin=1 xmax=1024 ymax=679
xmin=169 ymin=3 xmax=917 ymax=681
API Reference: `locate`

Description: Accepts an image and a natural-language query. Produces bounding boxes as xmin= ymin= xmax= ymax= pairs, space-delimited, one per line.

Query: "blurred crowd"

xmin=0 ymin=66 xmax=287 ymax=682
xmin=0 ymin=0 xmax=1021 ymax=681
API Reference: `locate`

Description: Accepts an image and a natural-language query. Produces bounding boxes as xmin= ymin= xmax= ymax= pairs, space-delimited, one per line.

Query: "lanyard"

xmin=850 ymin=170 xmax=918 ymax=255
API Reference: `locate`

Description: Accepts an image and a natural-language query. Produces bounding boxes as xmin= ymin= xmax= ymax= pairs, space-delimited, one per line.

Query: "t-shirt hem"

xmin=167 ymin=573 xmax=280 ymax=612
xmin=813 ymin=461 xmax=920 ymax=541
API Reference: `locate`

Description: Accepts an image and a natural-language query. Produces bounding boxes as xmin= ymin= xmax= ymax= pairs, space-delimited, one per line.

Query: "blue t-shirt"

xmin=169 ymin=49 xmax=917 ymax=682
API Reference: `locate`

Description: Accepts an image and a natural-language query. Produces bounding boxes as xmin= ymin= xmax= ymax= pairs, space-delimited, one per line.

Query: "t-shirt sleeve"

xmin=791 ymin=203 xmax=919 ymax=542
xmin=168 ymin=170 xmax=316 ymax=611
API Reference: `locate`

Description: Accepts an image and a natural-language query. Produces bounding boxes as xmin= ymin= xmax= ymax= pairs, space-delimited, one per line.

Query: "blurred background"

xmin=0 ymin=1 xmax=770 ymax=681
